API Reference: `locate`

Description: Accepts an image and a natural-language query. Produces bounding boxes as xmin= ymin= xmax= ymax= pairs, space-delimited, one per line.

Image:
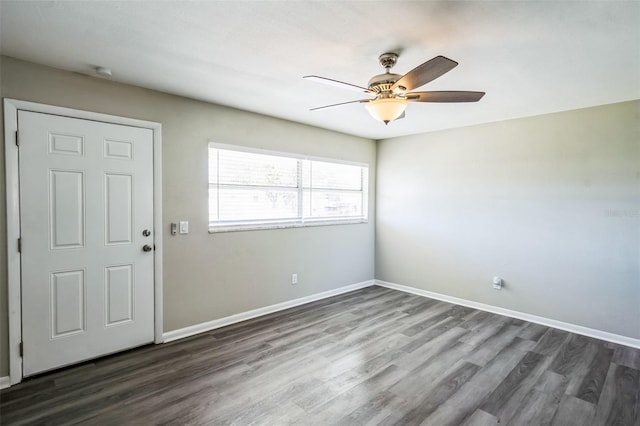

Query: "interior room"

xmin=0 ymin=1 xmax=638 ymax=425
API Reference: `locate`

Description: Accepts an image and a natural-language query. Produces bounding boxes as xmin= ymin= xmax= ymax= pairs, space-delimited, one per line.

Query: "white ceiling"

xmin=1 ymin=1 xmax=639 ymax=140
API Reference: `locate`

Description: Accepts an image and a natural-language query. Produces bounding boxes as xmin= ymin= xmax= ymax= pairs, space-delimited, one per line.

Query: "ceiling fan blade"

xmin=406 ymin=91 xmax=485 ymax=102
xmin=310 ymin=99 xmax=370 ymax=111
xmin=303 ymin=75 xmax=372 ymax=94
xmin=391 ymin=56 xmax=458 ymax=92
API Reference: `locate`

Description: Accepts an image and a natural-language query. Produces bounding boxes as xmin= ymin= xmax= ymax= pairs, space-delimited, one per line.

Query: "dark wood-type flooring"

xmin=1 ymin=286 xmax=639 ymax=425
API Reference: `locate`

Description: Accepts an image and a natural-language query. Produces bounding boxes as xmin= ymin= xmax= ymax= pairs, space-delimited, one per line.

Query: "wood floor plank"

xmin=460 ymin=409 xmax=499 ymax=426
xmin=335 ymin=390 xmax=406 ymax=426
xmin=549 ymin=333 xmax=593 ymax=376
xmin=306 ymin=364 xmax=406 ymax=423
xmin=534 ymin=369 xmax=570 ymax=396
xmin=394 ymin=326 xmax=470 ymax=376
xmin=446 ymin=304 xmax=475 ymax=319
xmin=323 ymin=348 xmax=406 ymax=396
xmin=321 ymin=313 xmax=409 ymax=361
xmin=479 ymin=350 xmax=549 ymax=422
xmin=612 ymin=344 xmax=640 ymax=370
xmin=459 ymin=315 xmax=510 ymax=347
xmin=463 ymin=328 xmax=533 ymax=367
xmin=517 ymin=322 xmax=549 ymax=342
xmin=400 ymin=298 xmax=440 ymax=315
xmin=390 ymin=340 xmax=473 ymax=400
xmin=400 ymin=304 xmax=454 ymax=336
xmin=219 ymin=375 xmax=323 ymax=425
xmin=508 ymin=369 xmax=568 ymax=424
xmin=399 ymin=316 xmax=463 ymax=354
xmin=593 ymin=363 xmax=640 ymax=425
xmin=247 ymin=401 xmax=307 ymax=426
xmin=391 ymin=361 xmax=480 ymax=425
xmin=2 ymin=286 xmax=638 ymax=426
xmin=551 ymin=394 xmax=596 ymax=426
xmin=509 ymin=389 xmax=562 ymax=425
xmin=574 ymin=343 xmax=614 ymax=404
xmin=421 ymin=337 xmax=532 ymax=426
xmin=532 ymin=327 xmax=570 ymax=357
xmin=312 ymin=332 xmax=410 ymax=383
xmin=457 ymin=310 xmax=491 ymax=331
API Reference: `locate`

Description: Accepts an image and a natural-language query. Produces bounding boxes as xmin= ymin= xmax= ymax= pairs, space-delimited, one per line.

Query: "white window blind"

xmin=209 ymin=143 xmax=368 ymax=231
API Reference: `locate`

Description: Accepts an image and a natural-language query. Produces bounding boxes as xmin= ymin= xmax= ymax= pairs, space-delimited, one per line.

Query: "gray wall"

xmin=0 ymin=57 xmax=376 ymax=376
xmin=376 ymin=100 xmax=640 ymax=339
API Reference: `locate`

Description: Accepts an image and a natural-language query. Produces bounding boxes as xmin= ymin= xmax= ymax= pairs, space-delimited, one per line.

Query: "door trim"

xmin=4 ymin=99 xmax=164 ymax=385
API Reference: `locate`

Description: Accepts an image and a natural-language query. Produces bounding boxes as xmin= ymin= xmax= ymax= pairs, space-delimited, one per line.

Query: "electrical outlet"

xmin=493 ymin=276 xmax=503 ymax=290
xmin=291 ymin=273 xmax=298 ymax=285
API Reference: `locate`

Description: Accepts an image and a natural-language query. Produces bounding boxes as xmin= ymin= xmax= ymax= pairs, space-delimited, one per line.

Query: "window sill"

xmin=208 ymin=218 xmax=368 ymax=233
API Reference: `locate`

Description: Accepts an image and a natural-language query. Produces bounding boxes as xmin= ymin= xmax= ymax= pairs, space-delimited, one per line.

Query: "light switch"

xmin=179 ymin=221 xmax=189 ymax=234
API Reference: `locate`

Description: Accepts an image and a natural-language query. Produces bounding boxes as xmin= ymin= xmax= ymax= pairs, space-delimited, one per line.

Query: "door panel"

xmin=50 ymin=269 xmax=86 ymax=338
xmin=49 ymin=132 xmax=84 ymax=156
xmin=105 ymin=264 xmax=134 ymax=326
xmin=104 ymin=173 xmax=133 ymax=245
xmin=49 ymin=170 xmax=85 ymax=249
xmin=19 ymin=111 xmax=155 ymax=376
xmin=104 ymin=139 xmax=133 ymax=160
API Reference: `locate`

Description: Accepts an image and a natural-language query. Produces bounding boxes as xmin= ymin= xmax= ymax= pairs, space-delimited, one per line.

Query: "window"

xmin=208 ymin=143 xmax=368 ymax=232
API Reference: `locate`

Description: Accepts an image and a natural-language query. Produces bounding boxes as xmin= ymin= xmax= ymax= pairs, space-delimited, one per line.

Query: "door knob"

xmin=142 ymin=229 xmax=151 ymax=237
xmin=142 ymin=244 xmax=153 ymax=252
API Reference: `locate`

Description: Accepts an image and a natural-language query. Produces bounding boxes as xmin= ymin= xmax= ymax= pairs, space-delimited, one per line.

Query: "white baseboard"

xmin=0 ymin=376 xmax=10 ymax=390
xmin=375 ymin=280 xmax=640 ymax=349
xmin=163 ymin=280 xmax=375 ymax=343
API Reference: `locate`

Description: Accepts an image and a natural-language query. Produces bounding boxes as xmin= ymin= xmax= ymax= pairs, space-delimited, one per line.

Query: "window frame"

xmin=208 ymin=142 xmax=369 ymax=233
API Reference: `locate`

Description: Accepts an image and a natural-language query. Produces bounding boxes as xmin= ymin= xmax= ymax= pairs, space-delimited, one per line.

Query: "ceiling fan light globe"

xmin=365 ymin=98 xmax=408 ymax=124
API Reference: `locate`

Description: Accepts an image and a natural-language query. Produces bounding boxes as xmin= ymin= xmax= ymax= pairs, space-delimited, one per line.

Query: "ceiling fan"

xmin=304 ymin=53 xmax=485 ymax=125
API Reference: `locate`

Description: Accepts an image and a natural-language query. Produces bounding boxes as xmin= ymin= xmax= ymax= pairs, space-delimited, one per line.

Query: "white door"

xmin=19 ymin=111 xmax=155 ymax=376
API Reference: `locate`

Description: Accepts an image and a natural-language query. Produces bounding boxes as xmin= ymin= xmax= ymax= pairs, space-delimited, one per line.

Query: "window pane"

xmin=218 ymin=188 xmax=298 ymax=221
xmin=301 ymin=159 xmax=311 ymax=188
xmin=308 ymin=160 xmax=362 ymax=190
xmin=209 ymin=148 xmax=218 ymax=183
xmin=217 ymin=149 xmax=298 ymax=187
xmin=209 ymin=186 xmax=219 ymax=222
xmin=305 ymin=190 xmax=363 ymax=218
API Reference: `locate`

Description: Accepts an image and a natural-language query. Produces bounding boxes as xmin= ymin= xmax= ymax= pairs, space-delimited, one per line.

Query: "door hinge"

xmin=18 ymin=238 xmax=21 ymax=253
xmin=15 ymin=130 xmax=19 ymax=147
xmin=19 ymin=342 xmax=23 ymax=357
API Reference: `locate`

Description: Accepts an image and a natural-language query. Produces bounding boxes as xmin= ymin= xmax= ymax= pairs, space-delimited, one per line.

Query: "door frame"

xmin=4 ymin=99 xmax=164 ymax=385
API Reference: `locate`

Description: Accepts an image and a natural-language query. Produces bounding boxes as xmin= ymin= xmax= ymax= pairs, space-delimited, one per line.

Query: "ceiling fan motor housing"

xmin=369 ymin=53 xmax=406 ymax=93
xmin=368 ymin=73 xmax=403 ymax=93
